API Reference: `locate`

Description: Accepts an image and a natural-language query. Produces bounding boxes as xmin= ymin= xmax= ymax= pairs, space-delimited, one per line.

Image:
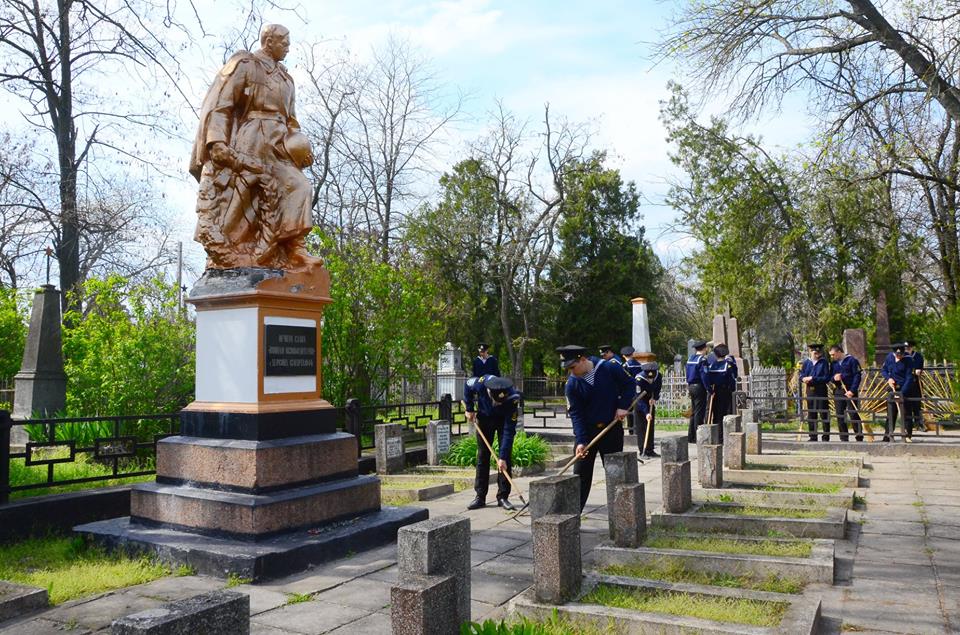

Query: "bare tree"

xmin=301 ymin=35 xmax=460 ymax=263
xmin=473 ymin=102 xmax=592 ymax=374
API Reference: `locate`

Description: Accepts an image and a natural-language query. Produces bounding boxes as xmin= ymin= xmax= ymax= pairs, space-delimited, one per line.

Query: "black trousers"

xmin=887 ymin=386 xmax=921 ymax=440
xmin=710 ymin=387 xmax=733 ymax=442
xmin=636 ymin=401 xmax=655 ymax=453
xmin=573 ymin=423 xmax=624 ymax=511
xmin=833 ymin=389 xmax=863 ymax=442
xmin=805 ymin=384 xmax=830 ymax=441
xmin=905 ymin=385 xmax=923 ymax=434
xmin=687 ymin=383 xmax=706 ymax=442
xmin=474 ymin=415 xmax=512 ymax=500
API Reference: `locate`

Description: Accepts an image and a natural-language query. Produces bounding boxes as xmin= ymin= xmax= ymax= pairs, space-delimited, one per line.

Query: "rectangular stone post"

xmin=396 ymin=516 xmax=471 ymax=629
xmin=603 ymin=451 xmax=639 ymax=538
xmin=724 ymin=432 xmax=746 ymax=470
xmin=746 ymin=422 xmax=762 ymax=455
xmin=612 ymin=483 xmax=646 ymax=548
xmin=376 ymin=423 xmax=405 ymax=474
xmin=722 ymin=414 xmax=741 ymax=437
xmin=529 ymin=474 xmax=580 ymax=520
xmin=740 ymin=408 xmax=756 ymax=425
xmin=112 ymin=591 xmax=249 ymax=635
xmin=660 ymin=438 xmax=691 ymax=513
xmin=391 ymin=574 xmax=458 ymax=635
xmin=425 ymin=420 xmax=451 ymax=466
xmin=532 ymin=514 xmax=581 ymax=604
xmin=697 ymin=424 xmax=722 ymax=489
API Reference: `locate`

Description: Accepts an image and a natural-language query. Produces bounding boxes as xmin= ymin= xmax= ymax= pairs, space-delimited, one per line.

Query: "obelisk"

xmin=631 ymin=298 xmax=655 ymax=361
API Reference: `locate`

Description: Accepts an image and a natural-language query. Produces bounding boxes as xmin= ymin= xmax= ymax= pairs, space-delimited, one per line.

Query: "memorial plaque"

xmin=436 ymin=423 xmax=451 ymax=453
xmin=264 ymin=324 xmax=317 ymax=376
xmin=386 ymin=436 xmax=403 ymax=459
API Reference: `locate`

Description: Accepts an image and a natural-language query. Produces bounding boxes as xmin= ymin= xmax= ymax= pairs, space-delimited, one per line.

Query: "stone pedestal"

xmin=661 ymin=461 xmax=692 ymax=513
xmin=436 ymin=343 xmax=466 ymax=401
xmin=724 ymin=432 xmax=746 ymax=470
xmin=660 ymin=438 xmax=688 ymax=464
xmin=112 ymin=590 xmax=249 ymax=635
xmin=397 ymin=516 xmax=471 ymax=629
xmin=391 ymin=574 xmax=458 ymax=635
xmin=612 ymin=483 xmax=646 ymax=548
xmin=603 ymin=452 xmax=639 ymax=537
xmin=13 ymin=285 xmax=66 ymax=422
xmin=79 ymin=266 xmax=426 ymax=578
xmin=722 ymin=414 xmax=742 ymax=438
xmin=376 ymin=423 xmax=405 ymax=474
xmin=697 ymin=424 xmax=720 ymax=445
xmin=698 ymin=445 xmax=723 ymax=489
xmin=746 ymin=422 xmax=762 ymax=455
xmin=532 ymin=514 xmax=581 ymax=604
xmin=529 ymin=475 xmax=580 ymax=520
xmin=425 ymin=420 xmax=451 ymax=466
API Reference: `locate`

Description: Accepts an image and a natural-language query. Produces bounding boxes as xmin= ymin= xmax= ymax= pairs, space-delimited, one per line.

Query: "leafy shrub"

xmin=442 ymin=431 xmax=548 ymax=467
xmin=62 ymin=275 xmax=195 ymax=421
xmin=0 ymin=286 xmax=28 ymax=382
xmin=461 ymin=610 xmax=589 ymax=634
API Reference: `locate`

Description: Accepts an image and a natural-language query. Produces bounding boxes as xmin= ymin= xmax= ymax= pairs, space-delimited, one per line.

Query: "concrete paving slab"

xmin=124 ymin=574 xmax=225 ymax=602
xmin=469 ymin=569 xmax=532 ymax=606
xmin=314 ymin=577 xmax=391 ymax=612
xmin=42 ymin=592 xmax=165 ymax=632
xmin=325 ymin=611 xmax=391 ymax=634
xmin=231 ymin=584 xmax=292 ymax=615
xmin=250 ymin=599 xmax=369 ymax=634
xmin=0 ymin=618 xmax=92 ymax=635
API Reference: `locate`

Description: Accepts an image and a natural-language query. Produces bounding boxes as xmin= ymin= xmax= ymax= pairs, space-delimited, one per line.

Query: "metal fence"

xmin=1 ymin=411 xmax=179 ymax=504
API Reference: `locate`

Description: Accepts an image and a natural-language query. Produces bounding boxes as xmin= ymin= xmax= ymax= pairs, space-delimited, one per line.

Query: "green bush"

xmin=0 ymin=286 xmax=28 ymax=382
xmin=442 ymin=430 xmax=548 ymax=467
xmin=62 ymin=275 xmax=195 ymax=422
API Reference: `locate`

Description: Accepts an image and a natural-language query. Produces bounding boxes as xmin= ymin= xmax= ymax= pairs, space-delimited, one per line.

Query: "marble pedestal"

xmin=78 ymin=266 xmax=426 ymax=577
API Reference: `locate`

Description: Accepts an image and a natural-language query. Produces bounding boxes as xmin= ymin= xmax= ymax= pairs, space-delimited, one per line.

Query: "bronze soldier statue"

xmin=189 ymin=24 xmax=318 ymax=271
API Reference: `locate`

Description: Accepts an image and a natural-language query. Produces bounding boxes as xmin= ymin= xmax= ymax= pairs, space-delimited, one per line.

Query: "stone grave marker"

xmin=425 ymin=420 xmax=451 ymax=466
xmin=377 ymin=423 xmax=405 ymax=474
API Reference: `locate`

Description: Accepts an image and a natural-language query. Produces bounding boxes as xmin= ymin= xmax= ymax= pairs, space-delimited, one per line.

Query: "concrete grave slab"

xmin=724 ymin=468 xmax=859 ymax=488
xmin=651 ymin=503 xmax=848 ymax=539
xmin=0 ymin=581 xmax=48 ymax=623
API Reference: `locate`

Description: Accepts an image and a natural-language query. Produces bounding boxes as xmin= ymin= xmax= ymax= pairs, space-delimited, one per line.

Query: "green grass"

xmin=602 ymin=558 xmax=805 ymax=594
xmin=698 ymin=503 xmax=828 ymax=519
xmin=225 ymin=573 xmax=252 ymax=588
xmin=9 ymin=456 xmax=155 ymax=500
xmin=463 ymin=611 xmax=609 ymax=634
xmin=0 ymin=536 xmax=170 ymax=605
xmin=643 ymin=531 xmax=813 ymax=558
xmin=285 ymin=592 xmax=312 ymax=605
xmin=755 ymin=482 xmax=844 ymax=494
xmin=380 ymin=477 xmax=454 ymax=490
xmin=746 ymin=462 xmax=848 ymax=474
xmin=442 ymin=431 xmax=548 ymax=467
xmin=580 ymin=584 xmax=789 ymax=627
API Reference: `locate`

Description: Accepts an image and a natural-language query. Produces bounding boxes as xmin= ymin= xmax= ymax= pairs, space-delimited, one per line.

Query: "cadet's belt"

xmin=246 ymin=110 xmax=285 ymax=122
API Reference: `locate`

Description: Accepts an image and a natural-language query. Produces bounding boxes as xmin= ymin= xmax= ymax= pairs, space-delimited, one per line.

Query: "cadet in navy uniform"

xmin=701 ymin=343 xmax=738 ymax=432
xmin=635 ymin=362 xmax=662 ymax=457
xmin=472 ymin=343 xmax=500 ymax=378
xmin=906 ymin=340 xmax=925 ymax=434
xmin=463 ymin=375 xmax=520 ymax=510
xmin=598 ymin=344 xmax=617 ymax=362
xmin=881 ymin=342 xmax=916 ymax=442
xmin=800 ymin=343 xmax=831 ymax=441
xmin=686 ymin=339 xmax=709 ymax=443
xmin=620 ymin=346 xmax=642 ymax=434
xmin=829 ymin=344 xmax=863 ymax=442
xmin=558 ymin=345 xmax=634 ymax=510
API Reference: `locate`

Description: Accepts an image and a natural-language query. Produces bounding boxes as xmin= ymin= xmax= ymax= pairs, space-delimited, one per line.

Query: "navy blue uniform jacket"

xmin=565 ymin=358 xmax=634 ymax=446
xmin=636 ymin=372 xmax=663 ymax=416
xmin=472 ymin=355 xmax=500 ymax=378
xmin=881 ymin=353 xmax=915 ymax=393
xmin=464 ymin=375 xmax=519 ymax=459
xmin=831 ymin=355 xmax=862 ymax=393
xmin=685 ymin=353 xmax=707 ymax=385
xmin=623 ymin=358 xmax=643 ymax=380
xmin=701 ymin=354 xmax=738 ymax=391
xmin=800 ymin=358 xmax=830 ymax=387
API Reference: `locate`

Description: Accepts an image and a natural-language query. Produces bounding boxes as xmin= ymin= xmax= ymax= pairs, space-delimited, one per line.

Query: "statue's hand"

xmin=209 ymin=142 xmax=233 ymax=166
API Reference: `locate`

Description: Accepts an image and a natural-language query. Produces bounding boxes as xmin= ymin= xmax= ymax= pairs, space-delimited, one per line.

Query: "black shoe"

xmin=855 ymin=436 xmax=864 ymax=442
xmin=643 ymin=450 xmax=660 ymax=458
xmin=466 ymin=497 xmax=486 ymax=510
xmin=883 ymin=436 xmax=891 ymax=442
xmin=496 ymin=498 xmax=516 ymax=511
xmin=821 ymin=436 xmax=830 ymax=442
xmin=808 ymin=437 xmax=818 ymax=442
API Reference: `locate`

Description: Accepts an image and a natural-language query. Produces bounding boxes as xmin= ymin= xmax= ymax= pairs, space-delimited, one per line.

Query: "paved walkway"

xmin=3 ymin=438 xmax=959 ymax=634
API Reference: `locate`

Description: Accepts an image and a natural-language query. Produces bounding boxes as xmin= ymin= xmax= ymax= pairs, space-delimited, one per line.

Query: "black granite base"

xmin=179 ymin=407 xmax=339 ymax=440
xmin=75 ymin=506 xmax=428 ymax=581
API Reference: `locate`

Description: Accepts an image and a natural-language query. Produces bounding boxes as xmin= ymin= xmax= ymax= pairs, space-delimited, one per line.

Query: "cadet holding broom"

xmin=800 ymin=343 xmax=831 ymax=442
xmin=557 ymin=345 xmax=634 ymax=511
xmin=635 ymin=362 xmax=662 ymax=458
xmin=685 ymin=339 xmax=709 ymax=443
xmin=463 ymin=375 xmax=520 ymax=510
xmin=829 ymin=344 xmax=864 ymax=442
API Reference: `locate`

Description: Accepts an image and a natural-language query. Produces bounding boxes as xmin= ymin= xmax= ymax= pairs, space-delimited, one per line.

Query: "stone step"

xmin=651 ymin=503 xmax=848 ymax=540
xmin=594 ymin=538 xmax=835 ymax=584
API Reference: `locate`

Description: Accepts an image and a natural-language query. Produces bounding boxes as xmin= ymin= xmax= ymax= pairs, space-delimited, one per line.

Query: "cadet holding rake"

xmin=829 ymin=344 xmax=863 ymax=442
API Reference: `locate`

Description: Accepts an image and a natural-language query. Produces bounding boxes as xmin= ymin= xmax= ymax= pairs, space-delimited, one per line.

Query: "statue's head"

xmin=261 ymin=24 xmax=290 ymax=62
